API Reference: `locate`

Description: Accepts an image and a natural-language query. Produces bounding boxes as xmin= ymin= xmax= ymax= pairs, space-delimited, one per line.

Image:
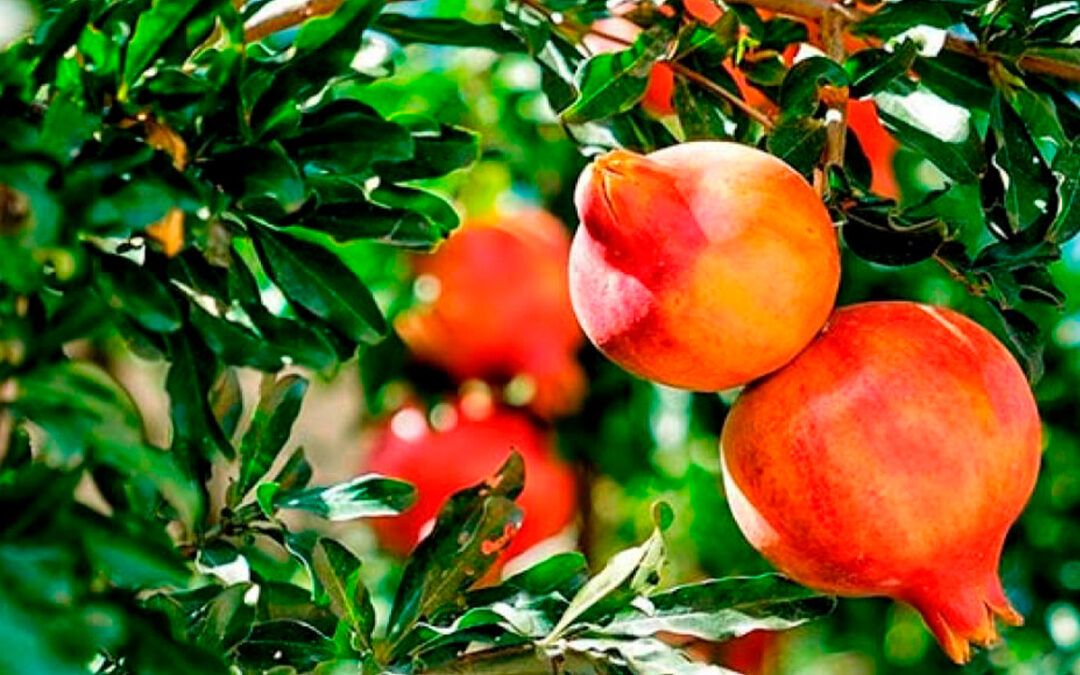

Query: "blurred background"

xmin=12 ymin=0 xmax=1080 ymax=671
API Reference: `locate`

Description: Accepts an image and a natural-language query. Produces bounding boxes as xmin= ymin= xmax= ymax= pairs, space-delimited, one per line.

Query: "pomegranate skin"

xmin=394 ymin=210 xmax=585 ymax=418
xmin=720 ymin=301 xmax=1042 ymax=663
xmin=364 ymin=402 xmax=578 ymax=562
xmin=570 ymin=142 xmax=840 ymax=391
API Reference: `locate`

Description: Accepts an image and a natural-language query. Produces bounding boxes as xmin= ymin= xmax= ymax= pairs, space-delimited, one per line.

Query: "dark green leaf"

xmin=233 ymin=374 xmax=309 ymax=504
xmin=847 ymin=42 xmax=919 ymax=98
xmin=272 ymin=474 xmax=417 ymax=520
xmin=988 ymin=92 xmax=1056 ymax=238
xmin=375 ymin=118 xmax=481 ymax=181
xmin=1049 ymin=141 xmax=1080 ymax=244
xmin=252 ymin=225 xmax=387 ymax=344
xmin=561 ymin=29 xmax=666 ymax=123
xmin=313 ymin=539 xmax=376 ymax=653
xmin=598 ymin=574 xmax=835 ymax=639
xmin=375 ymin=14 xmax=524 ymax=52
xmin=766 ymin=116 xmax=826 ymax=178
xmin=387 ymin=453 xmax=526 ymax=650
xmin=235 ymin=620 xmax=337 ymax=671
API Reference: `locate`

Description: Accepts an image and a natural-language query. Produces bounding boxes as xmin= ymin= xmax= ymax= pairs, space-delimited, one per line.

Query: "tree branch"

xmin=730 ymin=0 xmax=1080 ymax=83
xmin=244 ymin=0 xmax=346 ymax=42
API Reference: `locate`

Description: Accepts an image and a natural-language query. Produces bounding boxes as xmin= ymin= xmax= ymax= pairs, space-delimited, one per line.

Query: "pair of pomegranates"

xmin=570 ymin=141 xmax=1042 ymax=663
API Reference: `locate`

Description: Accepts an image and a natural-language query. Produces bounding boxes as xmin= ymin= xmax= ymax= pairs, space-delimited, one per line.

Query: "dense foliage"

xmin=2 ymin=0 xmax=1080 ymax=672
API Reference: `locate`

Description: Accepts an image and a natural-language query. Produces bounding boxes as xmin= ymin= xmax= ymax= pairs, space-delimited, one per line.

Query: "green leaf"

xmin=304 ymin=177 xmax=458 ymax=248
xmin=232 ymin=374 xmax=309 ymax=504
xmin=166 ymin=330 xmax=235 ymax=462
xmin=766 ymin=117 xmax=826 ymax=178
xmin=842 ymin=200 xmax=949 ymax=267
xmin=850 ymin=0 xmax=959 ymax=40
xmin=252 ymin=225 xmax=388 ymax=345
xmin=1050 ymin=141 xmax=1080 ymax=244
xmin=561 ymin=29 xmax=666 ymax=124
xmin=80 ymin=512 xmax=193 ymax=589
xmin=386 ymin=453 xmax=526 ymax=651
xmin=563 ymin=636 xmax=733 ymax=674
xmin=988 ymin=92 xmax=1056 ymax=238
xmin=846 ymin=42 xmax=919 ymax=98
xmin=313 ymin=539 xmax=376 ymax=654
xmin=13 ymin=361 xmax=142 ymax=461
xmin=376 ymin=118 xmax=481 ymax=181
xmin=543 ymin=506 xmax=669 ymax=643
xmin=374 ymin=14 xmax=524 ymax=52
xmin=235 ymin=620 xmax=337 ymax=671
xmin=875 ymin=91 xmax=984 ymax=184
xmin=273 ymin=447 xmax=314 ymax=493
xmin=195 ymin=583 xmax=257 ymax=651
xmin=597 ymin=574 xmax=835 ymax=640
xmin=94 ymin=440 xmax=203 ymax=531
xmin=284 ymin=100 xmax=413 ymax=175
xmin=272 ymin=474 xmax=417 ymax=520
xmin=208 ymin=143 xmax=305 ymax=217
xmin=123 ymin=0 xmax=229 ymax=91
xmin=989 ymin=305 xmax=1044 ymax=383
xmin=778 ymin=57 xmax=849 ymax=120
xmin=210 ymin=368 xmax=244 ymax=440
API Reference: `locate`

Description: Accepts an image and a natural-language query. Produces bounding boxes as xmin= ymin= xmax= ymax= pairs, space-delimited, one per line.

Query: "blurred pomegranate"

xmin=722 ymin=302 xmax=1042 ymax=663
xmin=394 ymin=210 xmax=585 ymax=418
xmin=363 ymin=398 xmax=578 ymax=565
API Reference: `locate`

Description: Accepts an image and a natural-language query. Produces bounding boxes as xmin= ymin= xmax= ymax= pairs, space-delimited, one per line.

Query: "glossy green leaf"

xmin=387 ymin=453 xmax=526 ymax=651
xmin=597 ymin=574 xmax=835 ymax=640
xmin=375 ymin=14 xmax=524 ymax=52
xmin=272 ymin=474 xmax=417 ymax=521
xmin=233 ymin=374 xmax=309 ymax=504
xmin=561 ymin=29 xmax=666 ymax=124
xmin=313 ymin=539 xmax=376 ymax=653
xmin=235 ymin=619 xmax=337 ymax=671
xmin=251 ymin=225 xmax=388 ymax=345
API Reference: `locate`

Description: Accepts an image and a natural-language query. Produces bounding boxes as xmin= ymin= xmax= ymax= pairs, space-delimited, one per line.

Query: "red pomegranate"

xmin=394 ymin=210 xmax=585 ymax=418
xmin=569 ymin=142 xmax=839 ymax=391
xmin=721 ymin=301 xmax=1042 ymax=663
xmin=364 ymin=400 xmax=578 ymax=563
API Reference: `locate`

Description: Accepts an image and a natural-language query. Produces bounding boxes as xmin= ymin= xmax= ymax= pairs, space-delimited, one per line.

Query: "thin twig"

xmin=820 ymin=6 xmax=848 ymax=171
xmin=731 ymin=0 xmax=1080 ymax=83
xmin=243 ymin=0 xmax=347 ymax=42
xmin=670 ymin=62 xmax=776 ymax=129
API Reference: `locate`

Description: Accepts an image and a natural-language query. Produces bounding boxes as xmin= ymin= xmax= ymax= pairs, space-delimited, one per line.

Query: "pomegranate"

xmin=570 ymin=141 xmax=840 ymax=391
xmin=721 ymin=301 xmax=1042 ymax=663
xmin=363 ymin=400 xmax=578 ymax=564
xmin=394 ymin=210 xmax=585 ymax=418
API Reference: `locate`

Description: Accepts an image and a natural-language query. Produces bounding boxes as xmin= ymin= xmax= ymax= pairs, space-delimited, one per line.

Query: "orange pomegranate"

xmin=569 ymin=141 xmax=839 ymax=391
xmin=394 ymin=210 xmax=585 ymax=418
xmin=364 ymin=400 xmax=578 ymax=562
xmin=721 ymin=301 xmax=1042 ymax=663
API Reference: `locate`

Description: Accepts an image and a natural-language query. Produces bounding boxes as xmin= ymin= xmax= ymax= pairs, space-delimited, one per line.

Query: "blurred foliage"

xmin=3 ymin=0 xmax=1080 ymax=672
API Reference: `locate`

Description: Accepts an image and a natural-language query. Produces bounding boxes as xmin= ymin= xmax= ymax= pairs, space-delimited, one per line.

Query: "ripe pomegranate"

xmin=721 ymin=301 xmax=1042 ymax=663
xmin=394 ymin=210 xmax=585 ymax=418
xmin=570 ymin=141 xmax=840 ymax=391
xmin=363 ymin=400 xmax=578 ymax=564
xmin=847 ymin=98 xmax=900 ymax=199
